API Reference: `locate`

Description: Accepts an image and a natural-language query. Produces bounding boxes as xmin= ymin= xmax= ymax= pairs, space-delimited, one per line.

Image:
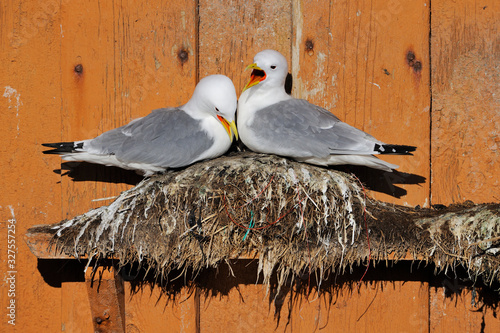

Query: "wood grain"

xmin=0 ymin=1 xmax=63 ymax=332
xmin=291 ymin=281 xmax=429 ymax=332
xmin=59 ymin=0 xmax=197 ymax=218
xmin=431 ymin=0 xmax=500 ymax=205
xmin=430 ymin=287 xmax=500 ymax=332
xmin=199 ymin=271 xmax=292 ymax=332
xmin=61 ymin=282 xmax=93 ymax=333
xmin=57 ymin=1 xmax=197 ymax=331
xmin=125 ymin=285 xmax=197 ymax=333
xmin=197 ymin=3 xmax=293 ymax=329
xmin=294 ymin=0 xmax=431 ymax=207
xmin=1 ymin=0 xmax=498 ymax=331
xmin=198 ymin=0 xmax=292 ymax=92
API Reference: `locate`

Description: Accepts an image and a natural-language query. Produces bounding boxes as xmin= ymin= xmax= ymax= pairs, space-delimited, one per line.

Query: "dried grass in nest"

xmin=29 ymin=152 xmax=500 ymax=291
xmin=40 ymin=153 xmax=363 ymax=289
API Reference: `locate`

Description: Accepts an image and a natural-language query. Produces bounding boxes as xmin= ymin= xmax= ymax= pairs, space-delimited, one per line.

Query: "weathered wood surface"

xmin=1 ymin=0 xmax=499 ymax=331
xmin=85 ymin=267 xmax=125 ymax=332
xmin=294 ymin=0 xmax=431 ymax=206
xmin=1 ymin=2 xmax=63 ymax=332
xmin=431 ymin=0 xmax=500 ymax=205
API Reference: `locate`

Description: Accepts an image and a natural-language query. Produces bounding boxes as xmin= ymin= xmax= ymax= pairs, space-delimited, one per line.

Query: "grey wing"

xmin=251 ymin=99 xmax=380 ymax=157
xmin=87 ymin=108 xmax=213 ymax=168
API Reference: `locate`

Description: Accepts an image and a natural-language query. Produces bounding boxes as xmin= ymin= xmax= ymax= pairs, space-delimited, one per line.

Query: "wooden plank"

xmin=86 ymin=267 xmax=126 ymax=332
xmin=293 ymin=0 xmax=431 ymax=207
xmin=62 ymin=282 xmax=94 ymax=333
xmin=291 ymin=281 xmax=429 ymax=332
xmin=24 ymin=230 xmax=67 ymax=259
xmin=24 ymin=228 xmax=420 ymax=261
xmin=200 ymin=285 xmax=291 ymax=332
xmin=0 ymin=1 xmax=64 ymax=332
xmin=198 ymin=5 xmax=293 ymax=329
xmin=198 ymin=262 xmax=291 ymax=332
xmin=431 ymin=0 xmax=500 ymax=205
xmin=125 ymin=284 xmax=198 ymax=333
xmin=56 ymin=2 xmax=198 ymax=332
xmin=292 ymin=281 xmax=429 ymax=332
xmin=3 ymin=1 xmax=499 ymax=332
xmin=58 ymin=0 xmax=128 ymax=218
xmin=58 ymin=0 xmax=197 ymax=219
xmin=198 ymin=0 xmax=292 ymax=92
xmin=430 ymin=287 xmax=500 ymax=332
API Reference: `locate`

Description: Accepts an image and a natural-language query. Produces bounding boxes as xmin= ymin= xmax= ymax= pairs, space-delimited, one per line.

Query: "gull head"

xmin=189 ymin=74 xmax=238 ymax=141
xmin=243 ymin=50 xmax=288 ymax=92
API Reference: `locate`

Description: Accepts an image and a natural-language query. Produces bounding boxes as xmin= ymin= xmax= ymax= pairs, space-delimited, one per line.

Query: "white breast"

xmin=237 ymin=87 xmax=291 ymax=151
xmin=195 ymin=116 xmax=232 ymax=162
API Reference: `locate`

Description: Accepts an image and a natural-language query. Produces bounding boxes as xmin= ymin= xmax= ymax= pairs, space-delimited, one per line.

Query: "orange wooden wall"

xmin=1 ymin=0 xmax=498 ymax=332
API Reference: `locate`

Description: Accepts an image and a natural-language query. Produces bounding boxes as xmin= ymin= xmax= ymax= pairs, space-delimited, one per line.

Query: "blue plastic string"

xmin=243 ymin=211 xmax=254 ymax=241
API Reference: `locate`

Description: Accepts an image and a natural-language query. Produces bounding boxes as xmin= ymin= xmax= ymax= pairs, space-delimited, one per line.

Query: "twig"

xmin=467 ymin=236 xmax=500 ymax=248
xmin=91 ymin=196 xmax=118 ymax=202
xmin=240 ymin=165 xmax=278 ymax=208
xmin=433 ymin=238 xmax=468 ymax=260
xmin=353 ymin=174 xmax=371 ymax=289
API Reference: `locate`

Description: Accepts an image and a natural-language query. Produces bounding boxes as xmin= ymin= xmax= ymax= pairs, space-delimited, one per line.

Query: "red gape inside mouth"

xmin=243 ymin=66 xmax=267 ymax=91
xmin=251 ymin=69 xmax=266 ymax=81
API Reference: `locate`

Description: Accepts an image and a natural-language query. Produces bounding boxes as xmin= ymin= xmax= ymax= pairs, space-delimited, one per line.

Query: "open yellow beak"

xmin=242 ymin=63 xmax=266 ymax=92
xmin=217 ymin=115 xmax=239 ymax=142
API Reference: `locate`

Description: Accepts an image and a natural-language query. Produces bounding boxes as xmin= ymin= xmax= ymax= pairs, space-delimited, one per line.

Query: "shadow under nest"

xmin=28 ymin=152 xmax=500 ymax=299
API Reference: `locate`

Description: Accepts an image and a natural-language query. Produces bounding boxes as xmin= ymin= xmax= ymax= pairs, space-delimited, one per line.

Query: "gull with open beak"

xmin=43 ymin=74 xmax=238 ymax=176
xmin=237 ymin=49 xmax=416 ymax=172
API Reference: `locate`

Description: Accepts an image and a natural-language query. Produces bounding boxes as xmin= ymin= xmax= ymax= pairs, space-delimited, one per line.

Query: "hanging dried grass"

xmin=27 ymin=152 xmax=500 ymax=290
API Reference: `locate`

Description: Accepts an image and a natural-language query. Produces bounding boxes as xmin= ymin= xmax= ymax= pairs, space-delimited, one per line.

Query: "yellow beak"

xmin=242 ymin=63 xmax=266 ymax=92
xmin=217 ymin=115 xmax=239 ymax=142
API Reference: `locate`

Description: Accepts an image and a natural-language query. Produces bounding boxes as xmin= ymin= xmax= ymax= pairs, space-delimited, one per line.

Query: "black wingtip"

xmin=375 ymin=144 xmax=417 ymax=155
xmin=42 ymin=142 xmax=82 ymax=154
xmin=42 ymin=150 xmax=62 ymax=155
